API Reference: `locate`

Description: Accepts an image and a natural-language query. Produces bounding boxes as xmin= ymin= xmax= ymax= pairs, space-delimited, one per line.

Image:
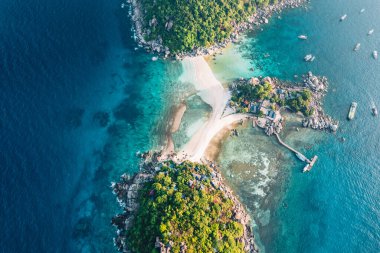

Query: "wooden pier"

xmin=274 ymin=133 xmax=317 ymax=172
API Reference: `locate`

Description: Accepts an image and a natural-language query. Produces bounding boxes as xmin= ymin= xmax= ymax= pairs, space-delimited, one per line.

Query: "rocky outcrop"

xmin=126 ymin=0 xmax=309 ymax=59
xmin=111 ymin=159 xmax=258 ymax=253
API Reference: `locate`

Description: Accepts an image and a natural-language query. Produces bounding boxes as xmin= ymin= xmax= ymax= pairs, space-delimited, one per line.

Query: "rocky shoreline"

xmin=126 ymin=0 xmax=308 ymax=59
xmin=229 ymin=71 xmax=338 ymax=135
xmin=299 ymin=72 xmax=339 ymax=131
xmin=111 ymin=152 xmax=258 ymax=253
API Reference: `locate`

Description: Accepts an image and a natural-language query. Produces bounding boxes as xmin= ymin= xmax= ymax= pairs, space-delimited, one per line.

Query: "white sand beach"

xmin=176 ymin=56 xmax=247 ymax=161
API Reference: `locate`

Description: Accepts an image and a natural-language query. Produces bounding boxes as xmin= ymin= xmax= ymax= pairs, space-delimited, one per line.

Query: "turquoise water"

xmin=215 ymin=0 xmax=380 ymax=252
xmin=2 ymin=0 xmax=379 ymax=252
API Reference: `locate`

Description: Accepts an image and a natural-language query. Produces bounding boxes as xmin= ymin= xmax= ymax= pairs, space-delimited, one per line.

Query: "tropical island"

xmin=113 ymin=0 xmax=337 ymax=252
xmin=112 ymin=158 xmax=257 ymax=253
xmin=129 ymin=0 xmax=306 ymax=57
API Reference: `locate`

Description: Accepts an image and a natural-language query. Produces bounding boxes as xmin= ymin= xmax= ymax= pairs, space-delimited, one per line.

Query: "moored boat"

xmin=304 ymin=54 xmax=314 ymax=61
xmin=373 ymin=51 xmax=378 ymax=60
xmin=303 ymin=164 xmax=311 ymax=173
xmin=353 ymin=43 xmax=361 ymax=51
xmin=347 ymin=102 xmax=358 ymax=120
xmin=368 ymin=29 xmax=374 ymax=35
xmin=340 ymin=14 xmax=347 ymax=21
xmin=298 ymin=35 xmax=308 ymax=40
xmin=360 ymin=8 xmax=365 ymax=13
xmin=372 ymin=106 xmax=378 ymax=116
xmin=296 ymin=153 xmax=307 ymax=162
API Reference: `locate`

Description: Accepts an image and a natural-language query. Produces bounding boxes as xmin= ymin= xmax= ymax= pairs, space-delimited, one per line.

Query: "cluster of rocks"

xmin=111 ymin=157 xmax=258 ymax=253
xmin=300 ymin=72 xmax=339 ymax=132
xmin=111 ymin=170 xmax=155 ymax=252
xmin=302 ymin=71 xmax=328 ymax=92
xmin=302 ymin=115 xmax=339 ymax=131
xmin=126 ymin=0 xmax=308 ymax=59
xmin=234 ymin=0 xmax=307 ymax=37
xmin=154 ymin=237 xmax=186 ymax=253
xmin=264 ymin=120 xmax=284 ymax=136
xmin=231 ymin=71 xmax=338 ymax=133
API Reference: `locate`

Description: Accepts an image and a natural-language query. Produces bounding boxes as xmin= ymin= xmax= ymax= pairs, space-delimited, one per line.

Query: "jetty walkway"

xmin=274 ymin=133 xmax=318 ymax=172
xmin=274 ymin=133 xmax=310 ymax=162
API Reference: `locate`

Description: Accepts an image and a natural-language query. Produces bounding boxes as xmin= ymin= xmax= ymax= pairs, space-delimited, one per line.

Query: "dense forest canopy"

xmin=127 ymin=161 xmax=246 ymax=253
xmin=139 ymin=0 xmax=272 ymax=52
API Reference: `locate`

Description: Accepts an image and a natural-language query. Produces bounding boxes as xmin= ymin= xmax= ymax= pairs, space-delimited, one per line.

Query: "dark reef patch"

xmin=93 ymin=111 xmax=110 ymax=127
xmin=72 ymin=217 xmax=92 ymax=239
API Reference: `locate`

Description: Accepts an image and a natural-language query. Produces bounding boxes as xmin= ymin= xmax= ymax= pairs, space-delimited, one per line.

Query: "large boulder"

xmin=249 ymin=77 xmax=260 ymax=86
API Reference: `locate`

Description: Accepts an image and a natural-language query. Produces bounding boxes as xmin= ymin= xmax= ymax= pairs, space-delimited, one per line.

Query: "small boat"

xmin=372 ymin=106 xmax=378 ymax=116
xmin=304 ymin=54 xmax=313 ymax=61
xmin=303 ymin=164 xmax=311 ymax=173
xmin=310 ymin=56 xmax=316 ymax=62
xmin=298 ymin=35 xmax=308 ymax=40
xmin=368 ymin=29 xmax=374 ymax=35
xmin=152 ymin=56 xmax=158 ymax=61
xmin=373 ymin=51 xmax=378 ymax=60
xmin=340 ymin=14 xmax=347 ymax=21
xmin=360 ymin=8 xmax=365 ymax=13
xmin=353 ymin=43 xmax=361 ymax=51
xmin=347 ymin=102 xmax=358 ymax=120
xmin=296 ymin=153 xmax=307 ymax=162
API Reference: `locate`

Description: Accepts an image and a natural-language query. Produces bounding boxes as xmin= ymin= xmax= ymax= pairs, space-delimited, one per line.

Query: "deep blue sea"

xmin=0 ymin=0 xmax=379 ymax=253
xmin=0 ymin=0 xmax=182 ymax=252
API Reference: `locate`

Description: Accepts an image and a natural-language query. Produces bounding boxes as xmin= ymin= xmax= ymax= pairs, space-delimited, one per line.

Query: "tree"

xmin=127 ymin=162 xmax=246 ymax=253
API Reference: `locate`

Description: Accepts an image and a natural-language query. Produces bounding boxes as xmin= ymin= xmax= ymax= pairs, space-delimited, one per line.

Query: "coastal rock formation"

xmin=229 ymin=72 xmax=338 ymax=133
xmin=126 ymin=0 xmax=308 ymax=58
xmin=112 ymin=159 xmax=258 ymax=253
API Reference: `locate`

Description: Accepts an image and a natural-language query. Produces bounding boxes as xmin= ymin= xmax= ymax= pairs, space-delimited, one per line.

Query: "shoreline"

xmin=112 ymin=160 xmax=258 ymax=252
xmin=204 ymin=119 xmax=249 ymax=161
xmin=168 ymin=56 xmax=248 ymax=162
xmin=127 ymin=0 xmax=308 ymax=59
xmin=119 ymin=1 xmax=327 ymax=253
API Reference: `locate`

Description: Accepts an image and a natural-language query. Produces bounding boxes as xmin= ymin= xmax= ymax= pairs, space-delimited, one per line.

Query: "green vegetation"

xmin=230 ymin=79 xmax=315 ymax=116
xmin=231 ymin=81 xmax=273 ymax=103
xmin=139 ymin=0 xmax=275 ymax=53
xmin=127 ymin=161 xmax=245 ymax=253
xmin=286 ymin=90 xmax=313 ymax=116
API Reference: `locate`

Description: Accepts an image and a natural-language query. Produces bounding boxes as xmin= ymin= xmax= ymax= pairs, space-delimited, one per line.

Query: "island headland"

xmin=112 ymin=159 xmax=257 ymax=253
xmin=127 ymin=0 xmax=307 ymax=58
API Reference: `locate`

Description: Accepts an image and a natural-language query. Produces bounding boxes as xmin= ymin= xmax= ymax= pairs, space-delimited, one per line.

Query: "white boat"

xmin=368 ymin=29 xmax=374 ymax=35
xmin=340 ymin=14 xmax=347 ymax=21
xmin=310 ymin=56 xmax=316 ymax=62
xmin=152 ymin=56 xmax=158 ymax=61
xmin=303 ymin=164 xmax=311 ymax=173
xmin=372 ymin=106 xmax=378 ymax=116
xmin=373 ymin=51 xmax=378 ymax=60
xmin=353 ymin=43 xmax=361 ymax=51
xmin=298 ymin=35 xmax=308 ymax=40
xmin=296 ymin=153 xmax=307 ymax=162
xmin=360 ymin=8 xmax=365 ymax=13
xmin=304 ymin=54 xmax=313 ymax=61
xmin=347 ymin=102 xmax=358 ymax=120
